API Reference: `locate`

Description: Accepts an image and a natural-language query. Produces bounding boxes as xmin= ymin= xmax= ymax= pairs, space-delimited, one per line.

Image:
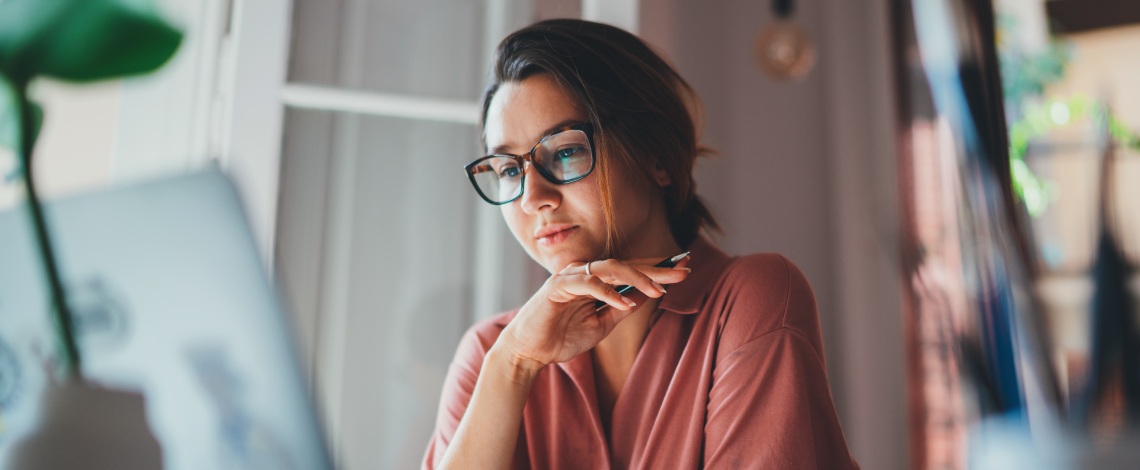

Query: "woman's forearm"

xmin=436 ymin=343 xmax=542 ymax=470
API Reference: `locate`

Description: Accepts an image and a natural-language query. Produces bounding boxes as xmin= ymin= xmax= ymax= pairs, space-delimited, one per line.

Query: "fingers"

xmin=595 ymin=287 xmax=650 ymax=313
xmin=594 ymin=301 xmax=641 ymax=330
xmin=584 ymin=259 xmax=669 ymax=299
xmin=602 ymin=256 xmax=690 ymax=286
xmin=555 ymin=274 xmax=638 ymax=310
xmin=629 ymin=258 xmax=690 ymax=285
xmin=553 ymin=254 xmax=693 ymax=309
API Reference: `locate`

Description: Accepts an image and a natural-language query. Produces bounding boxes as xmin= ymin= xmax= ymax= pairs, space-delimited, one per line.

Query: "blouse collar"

xmin=657 ymin=235 xmax=734 ymax=315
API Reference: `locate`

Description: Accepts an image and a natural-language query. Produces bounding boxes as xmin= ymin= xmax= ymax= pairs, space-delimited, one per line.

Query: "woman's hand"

xmin=495 ymin=256 xmax=691 ymax=372
xmin=436 ymin=256 xmax=690 ymax=470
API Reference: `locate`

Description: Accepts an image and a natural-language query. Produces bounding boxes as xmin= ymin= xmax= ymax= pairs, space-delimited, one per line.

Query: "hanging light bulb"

xmin=754 ymin=0 xmax=816 ymax=80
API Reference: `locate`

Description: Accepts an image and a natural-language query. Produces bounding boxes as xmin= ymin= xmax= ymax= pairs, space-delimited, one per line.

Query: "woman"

xmin=423 ymin=19 xmax=858 ymax=470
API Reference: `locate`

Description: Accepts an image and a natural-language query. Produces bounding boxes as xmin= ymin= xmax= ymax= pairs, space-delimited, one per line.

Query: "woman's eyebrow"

xmin=538 ymin=119 xmax=583 ymax=138
xmin=489 ymin=143 xmax=513 ymax=155
xmin=487 ymin=119 xmax=586 ymax=155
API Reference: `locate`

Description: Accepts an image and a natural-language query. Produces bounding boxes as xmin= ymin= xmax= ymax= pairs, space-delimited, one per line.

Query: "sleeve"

xmin=703 ymin=255 xmax=859 ymax=470
xmin=703 ymin=329 xmax=859 ymax=469
xmin=421 ymin=318 xmax=502 ymax=469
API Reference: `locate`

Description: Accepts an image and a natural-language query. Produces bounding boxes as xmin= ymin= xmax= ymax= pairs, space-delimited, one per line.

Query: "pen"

xmin=595 ymin=251 xmax=690 ymax=311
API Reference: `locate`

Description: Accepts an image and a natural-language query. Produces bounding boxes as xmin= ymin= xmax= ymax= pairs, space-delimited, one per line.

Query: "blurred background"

xmin=0 ymin=0 xmax=1136 ymax=469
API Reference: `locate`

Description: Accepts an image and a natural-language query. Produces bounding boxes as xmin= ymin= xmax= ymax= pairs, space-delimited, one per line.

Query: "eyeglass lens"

xmin=469 ymin=129 xmax=593 ymax=204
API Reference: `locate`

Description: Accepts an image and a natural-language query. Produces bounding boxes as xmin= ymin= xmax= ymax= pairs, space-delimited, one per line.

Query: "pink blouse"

xmin=423 ymin=236 xmax=860 ymax=469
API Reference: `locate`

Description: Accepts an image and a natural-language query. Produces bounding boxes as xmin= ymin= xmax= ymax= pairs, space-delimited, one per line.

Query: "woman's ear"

xmin=652 ymin=162 xmax=672 ymax=187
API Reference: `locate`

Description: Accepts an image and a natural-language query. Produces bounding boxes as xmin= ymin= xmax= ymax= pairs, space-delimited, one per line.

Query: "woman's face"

xmin=484 ymin=74 xmax=663 ymax=273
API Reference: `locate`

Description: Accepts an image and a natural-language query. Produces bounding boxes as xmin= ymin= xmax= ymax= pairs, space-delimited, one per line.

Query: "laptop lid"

xmin=0 ymin=171 xmax=333 ymax=470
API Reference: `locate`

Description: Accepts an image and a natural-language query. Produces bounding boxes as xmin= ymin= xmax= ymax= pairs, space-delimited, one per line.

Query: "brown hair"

xmin=481 ymin=19 xmax=720 ymax=254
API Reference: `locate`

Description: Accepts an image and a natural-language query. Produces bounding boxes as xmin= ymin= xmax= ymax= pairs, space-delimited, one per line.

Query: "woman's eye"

xmin=555 ymin=147 xmax=583 ymax=160
xmin=499 ymin=166 xmax=521 ymax=178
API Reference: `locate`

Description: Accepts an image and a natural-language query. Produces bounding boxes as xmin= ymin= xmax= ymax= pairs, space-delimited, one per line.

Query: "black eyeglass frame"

xmin=463 ymin=122 xmax=596 ymax=205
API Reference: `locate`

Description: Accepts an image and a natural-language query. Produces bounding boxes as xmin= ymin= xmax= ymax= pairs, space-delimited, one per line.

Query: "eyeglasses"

xmin=464 ymin=123 xmax=596 ymax=205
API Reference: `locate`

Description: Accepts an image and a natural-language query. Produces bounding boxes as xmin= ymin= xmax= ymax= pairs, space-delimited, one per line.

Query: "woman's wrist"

xmin=485 ymin=342 xmax=545 ymax=388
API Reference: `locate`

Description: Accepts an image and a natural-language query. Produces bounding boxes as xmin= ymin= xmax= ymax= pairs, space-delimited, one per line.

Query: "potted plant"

xmin=0 ymin=1 xmax=181 ymax=467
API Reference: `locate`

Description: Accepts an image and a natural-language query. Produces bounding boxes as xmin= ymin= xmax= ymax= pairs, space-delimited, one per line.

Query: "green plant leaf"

xmin=0 ymin=0 xmax=182 ymax=83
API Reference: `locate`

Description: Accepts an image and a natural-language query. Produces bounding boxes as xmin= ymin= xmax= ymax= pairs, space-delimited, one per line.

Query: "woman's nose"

xmin=519 ymin=163 xmax=561 ymax=214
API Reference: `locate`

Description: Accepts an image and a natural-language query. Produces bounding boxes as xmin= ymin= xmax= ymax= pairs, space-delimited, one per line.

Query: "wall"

xmin=642 ymin=0 xmax=837 ymax=392
xmin=26 ymin=80 xmax=121 ymax=199
xmin=641 ymin=0 xmax=907 ymax=469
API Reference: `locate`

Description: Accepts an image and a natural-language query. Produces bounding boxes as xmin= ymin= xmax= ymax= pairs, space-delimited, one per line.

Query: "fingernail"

xmin=651 ymin=280 xmax=667 ymax=294
xmin=622 ymin=296 xmax=636 ymax=307
xmin=673 ymin=267 xmax=691 ymax=272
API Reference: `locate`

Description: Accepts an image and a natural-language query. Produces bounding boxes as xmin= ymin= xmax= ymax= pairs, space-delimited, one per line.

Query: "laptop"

xmin=0 ymin=171 xmax=333 ymax=470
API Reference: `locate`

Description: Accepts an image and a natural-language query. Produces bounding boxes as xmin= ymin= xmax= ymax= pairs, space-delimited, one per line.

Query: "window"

xmin=274 ymin=0 xmax=540 ymax=468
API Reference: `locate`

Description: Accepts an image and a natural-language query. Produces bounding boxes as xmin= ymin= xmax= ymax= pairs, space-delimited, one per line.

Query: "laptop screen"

xmin=0 ymin=171 xmax=333 ymax=470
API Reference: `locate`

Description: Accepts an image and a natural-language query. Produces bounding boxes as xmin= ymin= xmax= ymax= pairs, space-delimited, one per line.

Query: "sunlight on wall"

xmin=1047 ymin=25 xmax=1140 ymax=127
xmin=28 ymin=79 xmax=122 ymax=198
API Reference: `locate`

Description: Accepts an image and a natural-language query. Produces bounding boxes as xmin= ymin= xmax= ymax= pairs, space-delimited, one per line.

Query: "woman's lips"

xmin=536 ymin=225 xmax=577 ymax=246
